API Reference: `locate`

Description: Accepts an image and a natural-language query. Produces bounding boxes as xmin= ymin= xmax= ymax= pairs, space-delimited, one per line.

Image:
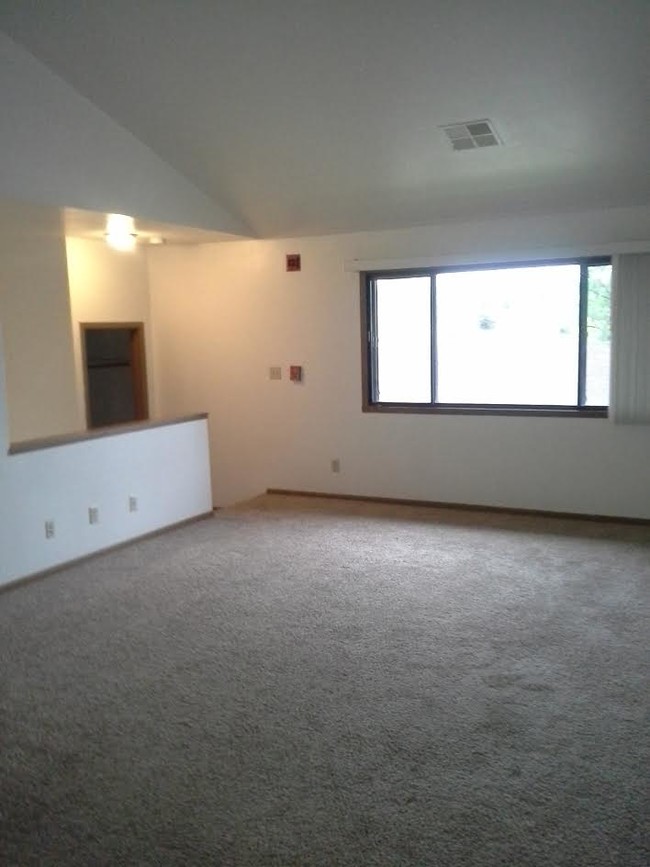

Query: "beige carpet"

xmin=1 ymin=493 xmax=649 ymax=865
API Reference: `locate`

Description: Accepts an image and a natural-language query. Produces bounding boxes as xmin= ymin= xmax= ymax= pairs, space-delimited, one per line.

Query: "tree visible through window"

xmin=363 ymin=258 xmax=611 ymax=414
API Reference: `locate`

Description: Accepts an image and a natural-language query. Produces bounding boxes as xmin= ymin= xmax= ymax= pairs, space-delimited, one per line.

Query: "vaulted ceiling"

xmin=2 ymin=0 xmax=650 ymax=238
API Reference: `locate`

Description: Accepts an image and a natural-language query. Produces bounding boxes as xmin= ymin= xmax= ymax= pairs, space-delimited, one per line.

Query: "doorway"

xmin=81 ymin=324 xmax=149 ymax=429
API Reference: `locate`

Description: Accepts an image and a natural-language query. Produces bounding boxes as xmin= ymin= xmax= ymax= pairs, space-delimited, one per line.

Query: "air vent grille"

xmin=442 ymin=119 xmax=501 ymax=151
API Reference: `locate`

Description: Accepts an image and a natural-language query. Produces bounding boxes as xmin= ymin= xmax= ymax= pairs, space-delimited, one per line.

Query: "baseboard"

xmin=0 ymin=511 xmax=215 ymax=595
xmin=265 ymin=489 xmax=650 ymax=526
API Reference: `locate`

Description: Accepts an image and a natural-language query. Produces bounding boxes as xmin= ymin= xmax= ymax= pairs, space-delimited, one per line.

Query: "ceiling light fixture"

xmin=105 ymin=213 xmax=137 ymax=251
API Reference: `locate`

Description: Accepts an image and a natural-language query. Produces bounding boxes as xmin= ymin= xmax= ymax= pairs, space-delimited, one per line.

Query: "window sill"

xmin=362 ymin=403 xmax=608 ymax=418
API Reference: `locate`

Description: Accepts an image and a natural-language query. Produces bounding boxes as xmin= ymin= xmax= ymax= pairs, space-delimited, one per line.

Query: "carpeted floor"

xmin=1 ymin=493 xmax=649 ymax=866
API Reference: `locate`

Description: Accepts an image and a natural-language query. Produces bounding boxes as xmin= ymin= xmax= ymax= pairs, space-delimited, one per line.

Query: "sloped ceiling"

xmin=2 ymin=0 xmax=650 ymax=238
xmin=0 ymin=33 xmax=250 ymax=236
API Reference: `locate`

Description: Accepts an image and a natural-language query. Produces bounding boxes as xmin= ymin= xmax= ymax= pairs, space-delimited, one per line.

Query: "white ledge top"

xmin=8 ymin=413 xmax=209 ymax=455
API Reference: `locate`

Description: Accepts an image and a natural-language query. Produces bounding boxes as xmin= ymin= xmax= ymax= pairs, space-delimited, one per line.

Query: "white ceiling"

xmin=2 ymin=0 xmax=650 ymax=239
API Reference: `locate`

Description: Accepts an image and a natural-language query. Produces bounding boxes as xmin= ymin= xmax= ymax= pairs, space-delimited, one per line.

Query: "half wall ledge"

xmin=8 ymin=413 xmax=209 ymax=455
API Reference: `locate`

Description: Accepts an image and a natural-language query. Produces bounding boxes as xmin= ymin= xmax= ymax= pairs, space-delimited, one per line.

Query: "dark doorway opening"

xmin=81 ymin=324 xmax=149 ymax=429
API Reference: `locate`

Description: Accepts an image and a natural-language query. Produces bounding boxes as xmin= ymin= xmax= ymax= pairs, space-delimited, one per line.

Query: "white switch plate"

xmin=88 ymin=506 xmax=99 ymax=525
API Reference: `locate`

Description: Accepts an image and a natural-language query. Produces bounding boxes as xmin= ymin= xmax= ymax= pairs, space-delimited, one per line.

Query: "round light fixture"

xmin=105 ymin=214 xmax=137 ymax=252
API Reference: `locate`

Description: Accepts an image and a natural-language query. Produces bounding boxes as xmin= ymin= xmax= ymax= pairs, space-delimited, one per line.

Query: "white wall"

xmin=0 ymin=33 xmax=248 ymax=236
xmin=148 ymin=205 xmax=650 ymax=519
xmin=0 ymin=202 xmax=81 ymax=441
xmin=0 ymin=328 xmax=212 ymax=587
xmin=66 ymin=238 xmax=157 ymax=422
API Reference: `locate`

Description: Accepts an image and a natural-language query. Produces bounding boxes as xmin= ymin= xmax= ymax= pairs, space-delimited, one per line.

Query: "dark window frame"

xmin=361 ymin=256 xmax=611 ymax=418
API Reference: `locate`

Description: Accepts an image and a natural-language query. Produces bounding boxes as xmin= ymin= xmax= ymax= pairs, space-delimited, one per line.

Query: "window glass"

xmin=435 ymin=265 xmax=580 ymax=405
xmin=366 ymin=258 xmax=610 ymax=413
xmin=376 ymin=276 xmax=431 ymax=402
xmin=585 ymin=264 xmax=612 ymax=406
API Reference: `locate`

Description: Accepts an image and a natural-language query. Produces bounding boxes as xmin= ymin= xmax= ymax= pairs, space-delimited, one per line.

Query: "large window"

xmin=362 ymin=258 xmax=611 ymax=415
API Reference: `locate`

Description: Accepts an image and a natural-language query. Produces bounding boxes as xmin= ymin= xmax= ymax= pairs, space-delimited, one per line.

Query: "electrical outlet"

xmin=44 ymin=520 xmax=55 ymax=539
xmin=88 ymin=506 xmax=99 ymax=525
xmin=331 ymin=458 xmax=341 ymax=473
xmin=269 ymin=366 xmax=282 ymax=381
xmin=128 ymin=496 xmax=138 ymax=513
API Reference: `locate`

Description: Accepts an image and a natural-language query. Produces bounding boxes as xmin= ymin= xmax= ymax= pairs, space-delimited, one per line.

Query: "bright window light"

xmin=376 ymin=276 xmax=431 ymax=402
xmin=436 ymin=265 xmax=579 ymax=405
xmin=364 ymin=258 xmax=611 ymax=415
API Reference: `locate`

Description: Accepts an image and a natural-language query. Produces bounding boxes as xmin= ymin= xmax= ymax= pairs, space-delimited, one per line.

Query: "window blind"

xmin=610 ymin=253 xmax=650 ymax=424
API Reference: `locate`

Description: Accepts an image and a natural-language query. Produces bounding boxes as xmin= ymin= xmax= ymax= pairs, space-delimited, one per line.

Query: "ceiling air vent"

xmin=441 ymin=119 xmax=501 ymax=151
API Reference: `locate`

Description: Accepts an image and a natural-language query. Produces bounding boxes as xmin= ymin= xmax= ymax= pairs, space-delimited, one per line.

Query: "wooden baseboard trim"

xmin=0 ymin=511 xmax=215 ymax=595
xmin=266 ymin=489 xmax=650 ymax=527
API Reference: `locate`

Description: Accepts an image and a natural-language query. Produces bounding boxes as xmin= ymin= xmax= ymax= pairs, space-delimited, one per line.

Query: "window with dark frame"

xmin=362 ymin=257 xmax=612 ymax=417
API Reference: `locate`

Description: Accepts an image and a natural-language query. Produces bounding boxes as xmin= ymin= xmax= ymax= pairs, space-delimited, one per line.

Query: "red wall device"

xmin=286 ymin=254 xmax=301 ymax=272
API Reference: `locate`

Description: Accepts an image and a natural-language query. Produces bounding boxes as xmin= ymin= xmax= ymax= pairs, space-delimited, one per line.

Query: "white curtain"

xmin=610 ymin=253 xmax=650 ymax=424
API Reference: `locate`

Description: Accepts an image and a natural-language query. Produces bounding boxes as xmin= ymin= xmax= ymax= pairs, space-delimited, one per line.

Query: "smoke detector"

xmin=441 ymin=119 xmax=501 ymax=151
